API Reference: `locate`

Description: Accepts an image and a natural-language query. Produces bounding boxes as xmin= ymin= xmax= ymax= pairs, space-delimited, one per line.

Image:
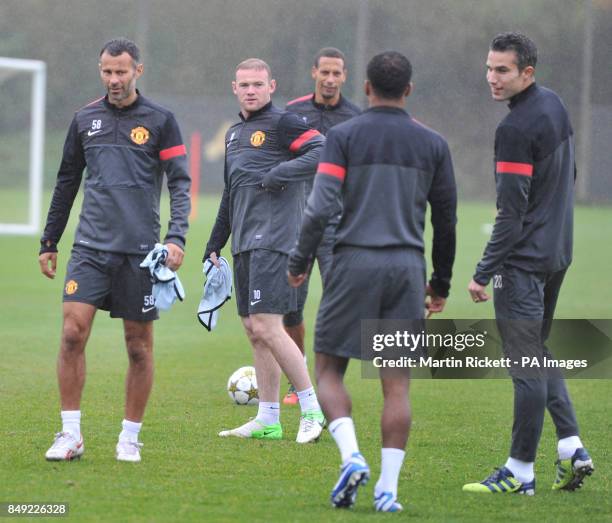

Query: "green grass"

xmin=1 ymin=194 xmax=611 ymax=522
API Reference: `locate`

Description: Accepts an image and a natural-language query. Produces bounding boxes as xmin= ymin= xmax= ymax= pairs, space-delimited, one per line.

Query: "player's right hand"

xmin=209 ymin=251 xmax=221 ymax=268
xmin=39 ymin=252 xmax=57 ymax=279
xmin=425 ymin=284 xmax=446 ymax=317
xmin=287 ymin=271 xmax=307 ymax=288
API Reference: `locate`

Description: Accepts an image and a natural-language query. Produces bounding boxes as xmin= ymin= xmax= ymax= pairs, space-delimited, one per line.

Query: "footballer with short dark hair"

xmin=289 ymin=50 xmax=457 ymax=511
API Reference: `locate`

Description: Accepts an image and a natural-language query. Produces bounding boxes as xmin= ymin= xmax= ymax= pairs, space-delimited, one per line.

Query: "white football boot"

xmin=45 ymin=432 xmax=84 ymax=461
xmin=116 ymin=440 xmax=143 ymax=462
xmin=296 ymin=410 xmax=325 ymax=443
xmin=218 ymin=419 xmax=282 ymax=439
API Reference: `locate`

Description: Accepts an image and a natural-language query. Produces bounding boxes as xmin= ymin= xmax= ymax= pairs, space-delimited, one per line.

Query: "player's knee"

xmin=283 ymin=310 xmax=303 ymax=327
xmin=315 ymin=363 xmax=343 ymax=388
xmin=124 ymin=331 xmax=152 ymax=366
xmin=249 ymin=316 xmax=284 ymax=346
xmin=125 ymin=342 xmax=151 ymax=366
xmin=512 ymin=376 xmax=546 ymax=397
xmin=241 ymin=321 xmax=256 ymax=342
xmin=381 ymin=374 xmax=410 ymax=399
xmin=61 ymin=321 xmax=88 ymax=353
xmin=242 ymin=329 xmax=255 ymax=345
xmin=248 ymin=320 xmax=269 ymax=345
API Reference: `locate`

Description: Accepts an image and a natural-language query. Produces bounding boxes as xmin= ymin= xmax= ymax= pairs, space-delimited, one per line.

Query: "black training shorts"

xmin=63 ymin=245 xmax=158 ymax=321
xmin=233 ymin=249 xmax=297 ymax=317
xmin=315 ymin=246 xmax=426 ymax=360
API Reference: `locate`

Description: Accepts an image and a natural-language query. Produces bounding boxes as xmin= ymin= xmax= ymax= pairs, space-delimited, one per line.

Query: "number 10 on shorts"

xmin=250 ymin=289 xmax=262 ymax=306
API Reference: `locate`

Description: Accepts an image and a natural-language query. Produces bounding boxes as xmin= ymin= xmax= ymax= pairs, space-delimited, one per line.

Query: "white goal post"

xmin=0 ymin=57 xmax=46 ymax=235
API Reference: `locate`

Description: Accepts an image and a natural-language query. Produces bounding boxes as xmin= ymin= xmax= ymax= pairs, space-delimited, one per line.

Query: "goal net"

xmin=0 ymin=57 xmax=46 ymax=235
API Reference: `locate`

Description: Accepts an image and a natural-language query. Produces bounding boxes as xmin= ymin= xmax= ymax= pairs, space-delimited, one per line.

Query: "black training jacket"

xmin=474 ymin=83 xmax=575 ymax=285
xmin=285 ymin=93 xmax=361 ymax=226
xmin=204 ymin=102 xmax=325 ymax=259
xmin=41 ymin=92 xmax=190 ymax=255
xmin=285 ymin=93 xmax=361 ymax=136
xmin=288 ymin=106 xmax=457 ymax=298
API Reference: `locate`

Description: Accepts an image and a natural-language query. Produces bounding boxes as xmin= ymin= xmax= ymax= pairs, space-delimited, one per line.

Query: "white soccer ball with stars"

xmin=227 ymin=366 xmax=259 ymax=405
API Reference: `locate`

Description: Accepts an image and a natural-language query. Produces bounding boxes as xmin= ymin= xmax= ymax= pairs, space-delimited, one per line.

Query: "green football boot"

xmin=218 ymin=419 xmax=282 ymax=440
xmin=552 ymin=448 xmax=594 ymax=491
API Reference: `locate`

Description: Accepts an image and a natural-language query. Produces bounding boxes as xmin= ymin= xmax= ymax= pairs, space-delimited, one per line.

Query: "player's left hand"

xmin=425 ymin=284 xmax=446 ymax=317
xmin=287 ymin=271 xmax=307 ymax=288
xmin=165 ymin=242 xmax=184 ymax=271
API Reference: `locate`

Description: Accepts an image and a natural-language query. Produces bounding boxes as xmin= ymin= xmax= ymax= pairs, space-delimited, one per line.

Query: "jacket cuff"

xmin=39 ymin=239 xmax=58 ymax=255
xmin=164 ymin=235 xmax=185 ymax=251
xmin=288 ymin=250 xmax=309 ymax=276
xmin=202 ymin=246 xmax=220 ymax=263
xmin=428 ymin=277 xmax=450 ymax=299
xmin=472 ymin=272 xmax=491 ymax=286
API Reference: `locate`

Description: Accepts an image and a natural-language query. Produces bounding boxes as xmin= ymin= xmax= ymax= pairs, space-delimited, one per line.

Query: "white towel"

xmin=197 ymin=257 xmax=232 ymax=331
xmin=140 ymin=243 xmax=185 ymax=311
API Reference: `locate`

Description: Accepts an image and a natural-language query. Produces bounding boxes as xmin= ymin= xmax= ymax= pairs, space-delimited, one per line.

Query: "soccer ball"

xmin=227 ymin=366 xmax=259 ymax=405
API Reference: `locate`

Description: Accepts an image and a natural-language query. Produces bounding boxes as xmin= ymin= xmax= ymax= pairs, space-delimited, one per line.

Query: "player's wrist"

xmin=472 ymin=272 xmax=490 ymax=287
xmin=288 ymin=251 xmax=309 ymax=276
xmin=428 ymin=278 xmax=450 ymax=299
xmin=39 ymin=238 xmax=58 ymax=255
xmin=203 ymin=245 xmax=220 ymax=262
xmin=163 ymin=236 xmax=185 ymax=251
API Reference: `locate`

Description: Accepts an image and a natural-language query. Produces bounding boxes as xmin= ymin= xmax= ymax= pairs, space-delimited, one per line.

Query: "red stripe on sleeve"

xmin=159 ymin=144 xmax=187 ymax=161
xmin=286 ymin=93 xmax=314 ymax=106
xmin=81 ymin=96 xmax=105 ymax=109
xmin=317 ymin=162 xmax=346 ymax=181
xmin=289 ymin=129 xmax=321 ymax=152
xmin=496 ymin=161 xmax=533 ymax=176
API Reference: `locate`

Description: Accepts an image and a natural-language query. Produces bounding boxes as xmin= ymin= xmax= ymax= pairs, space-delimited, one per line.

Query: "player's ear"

xmin=269 ymin=78 xmax=277 ymax=94
xmin=522 ymin=65 xmax=535 ymax=80
xmin=232 ymin=81 xmax=237 ymax=95
xmin=364 ymin=80 xmax=371 ymax=97
xmin=404 ymin=82 xmax=413 ymax=98
xmin=135 ymin=63 xmax=144 ymax=79
xmin=311 ymin=65 xmax=317 ymax=80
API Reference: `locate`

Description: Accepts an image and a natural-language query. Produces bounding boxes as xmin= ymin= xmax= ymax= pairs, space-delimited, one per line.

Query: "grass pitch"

xmin=0 ymin=194 xmax=611 ymax=522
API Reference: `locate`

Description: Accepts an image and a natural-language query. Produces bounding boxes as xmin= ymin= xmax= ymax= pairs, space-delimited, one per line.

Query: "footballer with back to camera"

xmin=289 ymin=50 xmax=457 ymax=511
